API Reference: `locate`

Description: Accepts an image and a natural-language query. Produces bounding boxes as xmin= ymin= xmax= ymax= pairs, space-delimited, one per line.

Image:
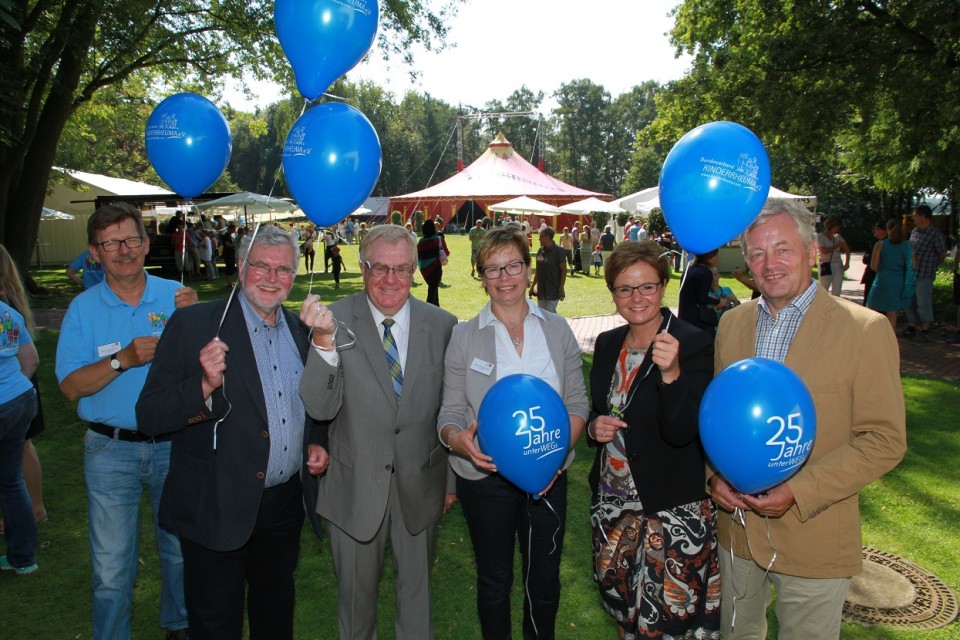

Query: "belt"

xmin=88 ymin=422 xmax=169 ymax=443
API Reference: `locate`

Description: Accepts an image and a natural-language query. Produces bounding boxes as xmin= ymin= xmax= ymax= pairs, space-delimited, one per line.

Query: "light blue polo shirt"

xmin=68 ymin=250 xmax=104 ymax=289
xmin=56 ymin=272 xmax=182 ymax=429
xmin=0 ymin=301 xmax=34 ymax=404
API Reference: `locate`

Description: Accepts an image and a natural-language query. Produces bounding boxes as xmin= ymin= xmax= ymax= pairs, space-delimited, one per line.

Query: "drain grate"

xmin=843 ymin=547 xmax=958 ymax=630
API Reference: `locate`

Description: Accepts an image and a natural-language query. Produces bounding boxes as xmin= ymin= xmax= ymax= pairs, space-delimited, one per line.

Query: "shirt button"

xmin=256 ymin=472 xmax=265 ymax=479
xmin=262 ymin=431 xmax=269 ymax=438
xmin=394 ymin=428 xmax=400 ymax=435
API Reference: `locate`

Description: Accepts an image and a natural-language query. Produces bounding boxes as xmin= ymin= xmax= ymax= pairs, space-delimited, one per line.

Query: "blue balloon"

xmin=145 ymin=93 xmax=232 ymax=199
xmin=659 ymin=121 xmax=771 ymax=255
xmin=283 ymin=103 xmax=382 ymax=227
xmin=477 ymin=374 xmax=571 ymax=496
xmin=275 ymin=0 xmax=379 ymax=101
xmin=699 ymin=358 xmax=817 ymax=495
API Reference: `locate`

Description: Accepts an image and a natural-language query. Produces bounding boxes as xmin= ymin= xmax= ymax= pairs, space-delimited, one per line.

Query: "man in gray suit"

xmin=299 ymin=224 xmax=458 ymax=639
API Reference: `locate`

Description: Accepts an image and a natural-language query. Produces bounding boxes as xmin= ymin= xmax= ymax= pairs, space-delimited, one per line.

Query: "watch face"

xmin=111 ymin=356 xmax=121 ymax=370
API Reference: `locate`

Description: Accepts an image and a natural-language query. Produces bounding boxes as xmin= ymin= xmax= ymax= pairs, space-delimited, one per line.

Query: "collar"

xmin=239 ymin=290 xmax=285 ymax=329
xmin=758 ymin=278 xmax=818 ymax=318
xmin=478 ymin=298 xmax=544 ymax=330
xmin=366 ymin=295 xmax=411 ymax=331
xmin=98 ymin=271 xmax=154 ymax=308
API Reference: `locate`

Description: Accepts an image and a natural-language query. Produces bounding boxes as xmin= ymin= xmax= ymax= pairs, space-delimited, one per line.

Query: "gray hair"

xmin=238 ymin=225 xmax=300 ymax=269
xmin=359 ymin=224 xmax=417 ymax=263
xmin=740 ymin=199 xmax=816 ymax=254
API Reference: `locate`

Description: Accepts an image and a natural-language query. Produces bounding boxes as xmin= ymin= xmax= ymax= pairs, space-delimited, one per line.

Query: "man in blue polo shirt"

xmin=56 ymin=202 xmax=197 ymax=640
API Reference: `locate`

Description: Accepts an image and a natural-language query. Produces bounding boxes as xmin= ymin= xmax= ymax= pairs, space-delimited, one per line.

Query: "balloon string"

xmin=727 ymin=508 xmax=778 ymax=635
xmin=524 ymin=491 xmax=562 ymax=640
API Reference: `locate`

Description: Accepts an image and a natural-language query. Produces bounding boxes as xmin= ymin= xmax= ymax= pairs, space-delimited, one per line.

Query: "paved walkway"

xmin=566 ymin=254 xmax=960 ymax=382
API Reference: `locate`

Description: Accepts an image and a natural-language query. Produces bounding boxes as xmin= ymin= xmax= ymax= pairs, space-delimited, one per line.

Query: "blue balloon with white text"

xmin=275 ymin=0 xmax=379 ymax=101
xmin=145 ymin=93 xmax=231 ymax=199
xmin=699 ymin=357 xmax=816 ymax=495
xmin=659 ymin=121 xmax=770 ymax=254
xmin=282 ymin=102 xmax=382 ymax=227
xmin=478 ymin=374 xmax=570 ymax=495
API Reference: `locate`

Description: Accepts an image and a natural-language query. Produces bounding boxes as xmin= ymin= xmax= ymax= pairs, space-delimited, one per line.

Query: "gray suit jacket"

xmin=300 ymin=293 xmax=457 ymax=541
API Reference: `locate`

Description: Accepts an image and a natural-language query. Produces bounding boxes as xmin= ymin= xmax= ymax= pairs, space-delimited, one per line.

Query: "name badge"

xmin=97 ymin=341 xmax=122 ymax=358
xmin=470 ymin=358 xmax=495 ymax=376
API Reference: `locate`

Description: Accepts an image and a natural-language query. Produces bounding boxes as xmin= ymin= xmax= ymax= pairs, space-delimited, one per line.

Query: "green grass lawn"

xmin=27 ymin=234 xmax=754 ymax=321
xmin=9 ymin=234 xmax=960 ymax=638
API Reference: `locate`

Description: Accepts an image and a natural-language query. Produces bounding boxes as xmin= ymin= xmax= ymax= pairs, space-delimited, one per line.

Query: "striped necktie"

xmin=382 ymin=319 xmax=403 ymax=399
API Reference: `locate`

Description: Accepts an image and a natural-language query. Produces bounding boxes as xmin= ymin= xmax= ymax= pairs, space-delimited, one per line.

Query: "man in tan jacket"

xmin=709 ymin=199 xmax=907 ymax=639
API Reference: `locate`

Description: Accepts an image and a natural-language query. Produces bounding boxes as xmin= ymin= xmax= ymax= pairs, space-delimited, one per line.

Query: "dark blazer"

xmin=137 ymin=297 xmax=322 ymax=551
xmin=588 ymin=309 xmax=714 ymax=514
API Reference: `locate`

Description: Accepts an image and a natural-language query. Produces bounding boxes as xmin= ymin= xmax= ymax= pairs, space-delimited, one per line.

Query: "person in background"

xmin=0 ymin=245 xmax=46 ymax=539
xmin=186 ymin=222 xmax=202 ymax=278
xmin=323 ymin=227 xmax=338 ymax=273
xmin=137 ymin=226 xmax=321 ymax=639
xmin=66 ymin=249 xmax=104 ymax=289
xmin=590 ymin=221 xmax=601 ymax=248
xmin=56 ymin=203 xmax=196 ymax=639
xmin=709 ymin=265 xmax=741 ymax=321
xmin=345 ymin=218 xmax=356 ymax=244
xmin=861 ymin=220 xmax=887 ymax=305
xmin=469 ymin=218 xmax=487 ymax=278
xmin=439 ymin=226 xmax=588 ymax=639
xmin=678 ymin=250 xmax=721 ymax=332
xmin=867 ymin=217 xmax=914 ymax=331
xmin=904 ymin=204 xmax=948 ymax=341
xmin=559 ymin=225 xmax=575 ymax=278
xmin=198 ymin=228 xmax=215 ymax=280
xmin=816 ymin=215 xmax=850 ymax=296
xmin=710 ymin=199 xmax=906 ymax=639
xmin=330 ymin=244 xmax=345 ymax=289
xmin=222 ymin=223 xmax=238 ymax=287
xmin=592 ymin=244 xmax=603 ymax=275
xmin=301 ymin=225 xmax=316 ymax=274
xmin=599 ymin=225 xmax=617 ymax=267
xmin=300 ymin=224 xmax=458 ymax=639
xmin=529 ymin=226 xmax=567 ymax=313
xmin=731 ymin=264 xmax=761 ymax=300
xmin=587 ymin=241 xmax=719 ymax=638
xmin=358 ymin=221 xmax=369 ymax=247
xmin=417 ymin=219 xmax=449 ymax=307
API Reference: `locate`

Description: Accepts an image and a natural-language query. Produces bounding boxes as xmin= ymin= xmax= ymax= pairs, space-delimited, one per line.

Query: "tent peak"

xmin=488 ymin=132 xmax=515 ymax=159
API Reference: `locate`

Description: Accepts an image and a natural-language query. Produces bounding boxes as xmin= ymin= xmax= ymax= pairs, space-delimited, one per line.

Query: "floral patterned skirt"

xmin=591 ymin=457 xmax=721 ymax=639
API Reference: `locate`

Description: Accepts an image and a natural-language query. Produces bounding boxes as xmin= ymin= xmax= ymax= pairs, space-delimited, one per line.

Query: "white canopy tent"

xmin=488 ymin=195 xmax=562 ymax=216
xmin=195 ymin=192 xmax=296 ymax=225
xmin=614 ymin=185 xmax=818 ymax=214
xmin=559 ymin=197 xmax=625 ymax=215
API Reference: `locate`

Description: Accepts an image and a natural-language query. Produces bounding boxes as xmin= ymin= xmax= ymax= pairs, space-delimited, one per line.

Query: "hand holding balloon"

xmin=650 ymin=331 xmax=680 ymax=384
xmin=741 ymin=483 xmax=796 ymax=518
xmin=446 ymin=421 xmax=496 ymax=473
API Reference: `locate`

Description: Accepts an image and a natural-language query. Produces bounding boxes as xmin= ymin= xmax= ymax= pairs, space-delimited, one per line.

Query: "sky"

xmin=224 ymin=0 xmax=691 ymax=112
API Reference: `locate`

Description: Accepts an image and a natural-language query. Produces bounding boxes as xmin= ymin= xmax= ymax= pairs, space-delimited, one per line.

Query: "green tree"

xmin=551 ymin=79 xmax=611 ymax=192
xmin=1 ymin=0 xmax=464 ymax=278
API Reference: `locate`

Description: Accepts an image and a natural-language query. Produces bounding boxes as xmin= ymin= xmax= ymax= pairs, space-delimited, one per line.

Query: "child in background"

xmin=331 ymin=245 xmax=346 ymax=289
xmin=592 ymin=244 xmax=603 ymax=275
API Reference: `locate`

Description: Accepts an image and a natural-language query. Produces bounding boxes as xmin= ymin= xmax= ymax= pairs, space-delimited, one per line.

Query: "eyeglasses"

xmin=362 ymin=261 xmax=416 ymax=279
xmin=479 ymin=260 xmax=525 ymax=279
xmin=247 ymin=261 xmax=296 ymax=280
xmin=97 ymin=236 xmax=144 ymax=252
xmin=610 ymin=281 xmax=662 ymax=298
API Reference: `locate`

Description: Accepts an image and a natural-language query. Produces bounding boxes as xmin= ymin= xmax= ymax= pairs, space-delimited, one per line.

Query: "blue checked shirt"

xmin=240 ymin=294 xmax=305 ymax=488
xmin=755 ymin=280 xmax=819 ymax=363
xmin=909 ymin=224 xmax=947 ymax=278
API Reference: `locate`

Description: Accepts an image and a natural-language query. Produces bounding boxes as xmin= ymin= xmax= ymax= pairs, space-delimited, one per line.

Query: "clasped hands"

xmin=709 ymin=474 xmax=796 ymax=518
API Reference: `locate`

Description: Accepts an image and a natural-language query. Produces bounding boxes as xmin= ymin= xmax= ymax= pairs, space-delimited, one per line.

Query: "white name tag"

xmin=470 ymin=358 xmax=495 ymax=376
xmin=97 ymin=341 xmax=122 ymax=358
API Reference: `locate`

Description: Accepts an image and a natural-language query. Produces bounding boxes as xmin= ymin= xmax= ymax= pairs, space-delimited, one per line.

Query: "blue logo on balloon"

xmin=477 ymin=374 xmax=570 ymax=496
xmin=275 ymin=0 xmax=380 ymax=101
xmin=659 ymin=121 xmax=770 ymax=255
xmin=699 ymin=358 xmax=816 ymax=495
xmin=282 ymin=103 xmax=382 ymax=228
xmin=145 ymin=93 xmax=232 ymax=200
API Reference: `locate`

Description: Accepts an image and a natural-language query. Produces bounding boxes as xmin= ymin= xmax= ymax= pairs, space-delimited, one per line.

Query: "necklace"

xmin=511 ymin=335 xmax=521 ymax=347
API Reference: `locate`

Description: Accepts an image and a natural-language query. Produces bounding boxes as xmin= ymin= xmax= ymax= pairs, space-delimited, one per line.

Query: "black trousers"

xmin=179 ymin=476 xmax=305 ymax=640
xmin=457 ymin=472 xmax=568 ymax=640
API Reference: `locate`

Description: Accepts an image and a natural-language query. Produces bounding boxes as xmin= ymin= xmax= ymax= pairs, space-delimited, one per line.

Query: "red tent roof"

xmin=388 ymin=133 xmax=609 ymax=225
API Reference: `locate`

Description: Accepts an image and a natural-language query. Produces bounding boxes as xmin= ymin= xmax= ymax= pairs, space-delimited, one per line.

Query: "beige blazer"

xmin=712 ymin=286 xmax=906 ymax=578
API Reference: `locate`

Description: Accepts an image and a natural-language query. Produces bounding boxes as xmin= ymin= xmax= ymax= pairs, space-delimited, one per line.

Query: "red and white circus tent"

xmin=388 ymin=133 xmax=610 ymax=230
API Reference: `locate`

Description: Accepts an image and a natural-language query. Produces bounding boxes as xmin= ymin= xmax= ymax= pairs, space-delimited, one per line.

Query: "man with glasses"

xmin=136 ymin=225 xmax=321 ymax=639
xmin=56 ymin=202 xmax=196 ymax=640
xmin=299 ymin=224 xmax=457 ymax=639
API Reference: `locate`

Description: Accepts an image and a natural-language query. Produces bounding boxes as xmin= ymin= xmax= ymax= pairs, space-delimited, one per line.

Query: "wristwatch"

xmin=109 ymin=354 xmax=125 ymax=373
